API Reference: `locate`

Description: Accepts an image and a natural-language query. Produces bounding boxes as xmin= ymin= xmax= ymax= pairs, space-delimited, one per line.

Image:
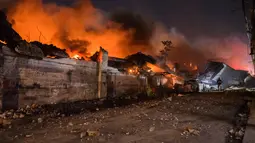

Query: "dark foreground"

xmin=0 ymin=92 xmax=253 ymax=143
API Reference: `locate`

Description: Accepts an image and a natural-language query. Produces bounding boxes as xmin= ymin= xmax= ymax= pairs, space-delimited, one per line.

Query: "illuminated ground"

xmin=0 ymin=93 xmax=250 ymax=143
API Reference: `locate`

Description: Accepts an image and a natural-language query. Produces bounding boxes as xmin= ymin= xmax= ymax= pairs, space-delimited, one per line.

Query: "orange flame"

xmin=73 ymin=54 xmax=81 ymax=59
xmin=6 ymin=0 xmax=144 ymax=58
xmin=146 ymin=62 xmax=165 ymax=73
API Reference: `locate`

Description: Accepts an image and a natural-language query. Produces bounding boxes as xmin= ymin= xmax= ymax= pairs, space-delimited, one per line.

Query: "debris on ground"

xmin=37 ymin=118 xmax=43 ymax=123
xmin=181 ymin=127 xmax=200 ymax=136
xmin=0 ymin=93 xmax=249 ymax=143
xmin=68 ymin=122 xmax=73 ymax=126
xmin=86 ymin=130 xmax=100 ymax=137
xmin=80 ymin=132 xmax=87 ymax=138
xmin=149 ymin=126 xmax=155 ymax=132
xmin=0 ymin=118 xmax=11 ymax=127
xmin=167 ymin=96 xmax=172 ymax=101
xmin=25 ymin=134 xmax=33 ymax=138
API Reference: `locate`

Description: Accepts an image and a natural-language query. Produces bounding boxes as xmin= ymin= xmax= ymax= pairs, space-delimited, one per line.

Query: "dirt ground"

xmin=0 ymin=92 xmax=249 ymax=143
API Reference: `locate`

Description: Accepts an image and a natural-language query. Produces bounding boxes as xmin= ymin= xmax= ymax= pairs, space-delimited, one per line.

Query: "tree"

xmin=159 ymin=40 xmax=173 ymax=64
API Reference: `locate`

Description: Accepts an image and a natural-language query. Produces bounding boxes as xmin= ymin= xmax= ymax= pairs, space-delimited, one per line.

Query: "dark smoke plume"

xmin=110 ymin=10 xmax=154 ymax=47
xmin=57 ymin=30 xmax=91 ymax=55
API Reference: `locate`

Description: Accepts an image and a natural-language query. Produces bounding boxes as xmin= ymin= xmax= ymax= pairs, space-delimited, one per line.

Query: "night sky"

xmin=48 ymin=0 xmax=246 ymax=40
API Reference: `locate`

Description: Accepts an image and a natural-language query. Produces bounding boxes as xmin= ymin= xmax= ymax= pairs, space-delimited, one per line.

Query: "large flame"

xmin=5 ymin=0 xmax=253 ymax=73
xmin=146 ymin=62 xmax=165 ymax=73
xmin=6 ymin=0 xmax=137 ymax=58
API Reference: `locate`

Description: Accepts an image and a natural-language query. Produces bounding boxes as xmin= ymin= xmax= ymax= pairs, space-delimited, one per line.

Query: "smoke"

xmin=151 ymin=23 xmax=252 ymax=72
xmin=4 ymin=0 xmax=253 ymax=72
xmin=0 ymin=0 xmax=17 ymax=9
xmin=5 ymin=0 xmax=158 ymax=58
xmin=193 ymin=35 xmax=252 ymax=71
xmin=110 ymin=10 xmax=154 ymax=47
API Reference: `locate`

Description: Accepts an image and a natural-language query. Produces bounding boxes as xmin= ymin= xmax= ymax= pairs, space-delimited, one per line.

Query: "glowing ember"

xmin=0 ymin=40 xmax=6 ymax=44
xmin=46 ymin=55 xmax=56 ymax=59
xmin=127 ymin=66 xmax=139 ymax=75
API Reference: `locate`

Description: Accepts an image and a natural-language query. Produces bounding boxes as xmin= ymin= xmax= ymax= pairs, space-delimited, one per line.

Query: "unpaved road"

xmin=0 ymin=93 xmax=249 ymax=143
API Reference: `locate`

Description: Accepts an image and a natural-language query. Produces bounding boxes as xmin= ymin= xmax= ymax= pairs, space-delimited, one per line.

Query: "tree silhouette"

xmin=159 ymin=40 xmax=173 ymax=64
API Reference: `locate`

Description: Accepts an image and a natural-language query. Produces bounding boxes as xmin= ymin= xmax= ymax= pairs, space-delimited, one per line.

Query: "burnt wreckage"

xmin=197 ymin=61 xmax=255 ymax=91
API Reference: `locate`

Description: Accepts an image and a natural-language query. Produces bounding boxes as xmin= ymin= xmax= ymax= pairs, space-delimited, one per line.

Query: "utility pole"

xmin=242 ymin=0 xmax=255 ymax=72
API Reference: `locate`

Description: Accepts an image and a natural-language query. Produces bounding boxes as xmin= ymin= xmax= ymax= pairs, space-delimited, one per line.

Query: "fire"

xmin=193 ymin=65 xmax=198 ymax=70
xmin=6 ymin=0 xmax=145 ymax=59
xmin=146 ymin=62 xmax=165 ymax=73
xmin=127 ymin=66 xmax=139 ymax=75
xmin=0 ymin=40 xmax=6 ymax=45
xmin=165 ymin=74 xmax=184 ymax=85
xmin=46 ymin=55 xmax=56 ymax=59
xmin=73 ymin=54 xmax=81 ymax=59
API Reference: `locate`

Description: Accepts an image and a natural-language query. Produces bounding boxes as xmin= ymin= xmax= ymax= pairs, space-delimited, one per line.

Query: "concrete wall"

xmin=0 ymin=46 xmax=147 ymax=110
xmin=1 ymin=45 xmax=107 ymax=110
xmin=107 ymin=73 xmax=147 ymax=97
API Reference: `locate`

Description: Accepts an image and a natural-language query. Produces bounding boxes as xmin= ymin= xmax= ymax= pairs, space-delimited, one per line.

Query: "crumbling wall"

xmin=1 ymin=45 xmax=106 ymax=110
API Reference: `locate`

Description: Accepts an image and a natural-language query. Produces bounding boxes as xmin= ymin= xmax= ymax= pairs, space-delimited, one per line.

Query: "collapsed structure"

xmin=197 ymin=61 xmax=255 ymax=92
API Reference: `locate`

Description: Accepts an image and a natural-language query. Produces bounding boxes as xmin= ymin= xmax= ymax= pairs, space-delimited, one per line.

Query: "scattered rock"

xmin=25 ymin=134 xmax=33 ymax=138
xmin=149 ymin=126 xmax=155 ymax=132
xmin=37 ymin=118 xmax=43 ymax=123
xmin=2 ymin=119 xmax=11 ymax=126
xmin=19 ymin=114 xmax=25 ymax=118
xmin=80 ymin=132 xmax=86 ymax=138
xmin=13 ymin=113 xmax=19 ymax=119
xmin=182 ymin=127 xmax=200 ymax=136
xmin=86 ymin=130 xmax=100 ymax=136
xmin=167 ymin=97 xmax=172 ymax=101
xmin=68 ymin=122 xmax=73 ymax=126
xmin=187 ymin=128 xmax=200 ymax=135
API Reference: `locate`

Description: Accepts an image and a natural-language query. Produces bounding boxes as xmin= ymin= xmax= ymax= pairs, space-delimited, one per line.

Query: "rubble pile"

xmin=31 ymin=41 xmax=70 ymax=58
xmin=0 ymin=104 xmax=44 ymax=127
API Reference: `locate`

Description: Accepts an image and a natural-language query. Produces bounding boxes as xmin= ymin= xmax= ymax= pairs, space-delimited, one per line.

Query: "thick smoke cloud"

xmin=151 ymin=24 xmax=253 ymax=72
xmin=3 ymin=0 xmax=253 ymax=72
xmin=110 ymin=10 xmax=154 ymax=46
